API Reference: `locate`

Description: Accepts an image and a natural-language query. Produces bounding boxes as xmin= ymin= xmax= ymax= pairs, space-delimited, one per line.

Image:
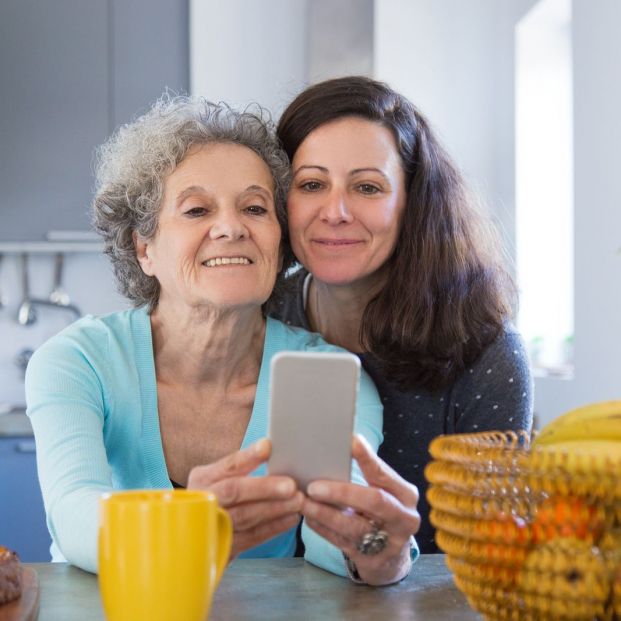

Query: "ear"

xmin=133 ymin=231 xmax=155 ymax=276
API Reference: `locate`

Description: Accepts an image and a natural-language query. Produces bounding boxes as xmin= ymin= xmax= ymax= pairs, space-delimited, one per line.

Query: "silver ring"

xmin=356 ymin=523 xmax=389 ymax=555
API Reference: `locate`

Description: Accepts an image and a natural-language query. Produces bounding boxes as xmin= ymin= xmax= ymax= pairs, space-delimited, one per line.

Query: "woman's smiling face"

xmin=135 ymin=142 xmax=282 ymax=310
xmin=287 ymin=117 xmax=407 ymax=288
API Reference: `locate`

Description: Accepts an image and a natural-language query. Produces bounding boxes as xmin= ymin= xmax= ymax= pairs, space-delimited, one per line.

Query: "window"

xmin=515 ymin=0 xmax=573 ymax=377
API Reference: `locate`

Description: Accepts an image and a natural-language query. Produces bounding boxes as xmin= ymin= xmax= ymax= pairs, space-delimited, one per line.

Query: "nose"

xmin=209 ymin=208 xmax=248 ymax=240
xmin=319 ymin=190 xmax=354 ymax=225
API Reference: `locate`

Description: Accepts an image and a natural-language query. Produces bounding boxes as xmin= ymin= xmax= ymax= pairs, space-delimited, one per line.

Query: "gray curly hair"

xmin=92 ymin=94 xmax=293 ymax=309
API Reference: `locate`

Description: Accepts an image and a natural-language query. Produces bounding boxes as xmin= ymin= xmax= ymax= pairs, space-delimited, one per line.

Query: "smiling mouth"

xmin=202 ymin=256 xmax=252 ymax=267
xmin=313 ymin=239 xmax=363 ymax=246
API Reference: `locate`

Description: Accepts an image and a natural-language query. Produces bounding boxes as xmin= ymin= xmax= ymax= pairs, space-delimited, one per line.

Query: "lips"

xmin=312 ymin=238 xmax=363 ymax=247
xmin=202 ymin=256 xmax=252 ymax=267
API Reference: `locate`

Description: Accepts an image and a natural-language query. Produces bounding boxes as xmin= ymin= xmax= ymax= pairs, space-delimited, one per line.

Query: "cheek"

xmin=264 ymin=225 xmax=283 ymax=268
xmin=285 ymin=198 xmax=309 ymax=244
xmin=368 ymin=200 xmax=404 ymax=236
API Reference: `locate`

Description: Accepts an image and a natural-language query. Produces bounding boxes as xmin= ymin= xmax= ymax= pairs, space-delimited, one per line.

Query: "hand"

xmin=188 ymin=439 xmax=304 ymax=560
xmin=302 ymin=434 xmax=420 ymax=586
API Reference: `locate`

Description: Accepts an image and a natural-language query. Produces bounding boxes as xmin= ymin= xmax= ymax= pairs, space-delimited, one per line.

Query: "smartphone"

xmin=267 ymin=351 xmax=360 ymax=491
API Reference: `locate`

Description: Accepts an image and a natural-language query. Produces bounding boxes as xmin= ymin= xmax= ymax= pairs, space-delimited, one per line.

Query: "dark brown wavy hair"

xmin=277 ymin=76 xmax=515 ymax=392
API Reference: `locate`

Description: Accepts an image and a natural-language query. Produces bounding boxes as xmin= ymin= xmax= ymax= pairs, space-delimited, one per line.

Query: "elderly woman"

xmin=25 ymin=96 xmax=409 ymax=582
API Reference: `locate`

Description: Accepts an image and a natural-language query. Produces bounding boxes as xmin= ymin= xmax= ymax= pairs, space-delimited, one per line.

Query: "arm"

xmin=455 ymin=328 xmax=534 ymax=434
xmin=26 ymin=333 xmax=113 ymax=574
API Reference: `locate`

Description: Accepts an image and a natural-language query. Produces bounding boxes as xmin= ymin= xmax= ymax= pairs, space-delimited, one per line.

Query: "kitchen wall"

xmin=189 ymin=0 xmax=374 ymax=115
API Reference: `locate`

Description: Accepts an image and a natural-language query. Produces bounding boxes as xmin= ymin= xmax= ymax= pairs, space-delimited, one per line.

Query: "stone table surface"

xmin=28 ymin=555 xmax=482 ymax=620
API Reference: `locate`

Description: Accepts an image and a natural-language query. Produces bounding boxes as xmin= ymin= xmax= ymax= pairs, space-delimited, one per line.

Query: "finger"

xmin=198 ymin=474 xmax=298 ymax=507
xmin=352 ymin=434 xmax=419 ymax=507
xmin=306 ymin=480 xmax=420 ymax=537
xmin=187 ymin=439 xmax=271 ymax=489
xmin=303 ymin=498 xmax=410 ymax=551
xmin=232 ymin=514 xmax=302 ymax=558
xmin=228 ymin=492 xmax=304 ymax=531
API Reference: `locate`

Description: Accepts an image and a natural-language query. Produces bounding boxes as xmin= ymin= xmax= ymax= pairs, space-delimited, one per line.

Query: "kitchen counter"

xmin=0 ymin=410 xmax=33 ymax=437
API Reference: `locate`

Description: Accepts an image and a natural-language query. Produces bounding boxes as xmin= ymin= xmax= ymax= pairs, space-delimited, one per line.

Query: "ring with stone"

xmin=356 ymin=521 xmax=389 ymax=555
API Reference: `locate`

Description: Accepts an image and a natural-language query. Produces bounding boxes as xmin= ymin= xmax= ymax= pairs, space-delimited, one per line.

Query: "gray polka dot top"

xmin=268 ymin=269 xmax=534 ymax=554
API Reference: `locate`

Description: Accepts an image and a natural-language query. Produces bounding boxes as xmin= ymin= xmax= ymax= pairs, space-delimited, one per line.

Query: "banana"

xmin=529 ymin=440 xmax=621 ymax=484
xmin=533 ymin=400 xmax=621 ymax=446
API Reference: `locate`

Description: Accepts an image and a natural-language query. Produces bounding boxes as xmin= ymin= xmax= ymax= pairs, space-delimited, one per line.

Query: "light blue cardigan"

xmin=25 ymin=309 xmax=384 ymax=576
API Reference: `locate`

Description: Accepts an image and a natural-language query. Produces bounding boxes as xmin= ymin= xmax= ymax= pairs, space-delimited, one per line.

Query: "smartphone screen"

xmin=267 ymin=351 xmax=360 ymax=491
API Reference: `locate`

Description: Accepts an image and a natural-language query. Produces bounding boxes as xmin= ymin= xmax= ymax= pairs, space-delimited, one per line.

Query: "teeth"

xmin=203 ymin=257 xmax=251 ymax=267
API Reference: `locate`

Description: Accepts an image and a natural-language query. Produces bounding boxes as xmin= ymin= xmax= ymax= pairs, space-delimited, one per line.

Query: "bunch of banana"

xmin=533 ymin=400 xmax=621 ymax=446
xmin=529 ymin=400 xmax=621 ymax=495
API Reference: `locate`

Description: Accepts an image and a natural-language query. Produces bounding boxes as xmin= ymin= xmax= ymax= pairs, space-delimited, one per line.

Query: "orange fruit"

xmin=532 ymin=496 xmax=604 ymax=544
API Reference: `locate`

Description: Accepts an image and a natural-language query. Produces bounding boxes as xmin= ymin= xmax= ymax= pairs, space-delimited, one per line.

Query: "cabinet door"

xmin=0 ymin=0 xmax=190 ymax=241
xmin=0 ymin=0 xmax=110 ymax=240
xmin=0 ymin=437 xmax=52 ymax=562
xmin=112 ymin=0 xmax=189 ymax=127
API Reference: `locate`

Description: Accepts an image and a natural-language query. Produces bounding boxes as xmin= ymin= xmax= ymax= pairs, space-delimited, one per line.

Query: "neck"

xmin=306 ymin=272 xmax=385 ymax=352
xmin=150 ymin=299 xmax=266 ymax=389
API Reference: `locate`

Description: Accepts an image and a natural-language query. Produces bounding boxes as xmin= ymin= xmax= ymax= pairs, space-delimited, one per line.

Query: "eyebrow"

xmin=292 ymin=164 xmax=391 ymax=182
xmin=243 ymin=184 xmax=273 ymax=199
xmin=175 ymin=185 xmax=208 ymax=204
xmin=175 ymin=184 xmax=273 ymax=205
xmin=351 ymin=167 xmax=391 ymax=182
xmin=292 ymin=165 xmax=328 ymax=177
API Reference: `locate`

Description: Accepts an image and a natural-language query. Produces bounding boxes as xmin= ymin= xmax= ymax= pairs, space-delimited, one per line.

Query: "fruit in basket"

xmin=599 ymin=528 xmax=621 ymax=619
xmin=0 ymin=545 xmax=22 ymax=605
xmin=530 ymin=439 xmax=621 ymax=484
xmin=517 ymin=537 xmax=609 ymax=619
xmin=532 ymin=496 xmax=605 ymax=544
xmin=533 ymin=400 xmax=621 ymax=446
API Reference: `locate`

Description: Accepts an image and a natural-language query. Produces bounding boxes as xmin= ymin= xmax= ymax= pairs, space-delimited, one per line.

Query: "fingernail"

xmin=307 ymin=482 xmax=327 ymax=498
xmin=277 ymin=480 xmax=294 ymax=495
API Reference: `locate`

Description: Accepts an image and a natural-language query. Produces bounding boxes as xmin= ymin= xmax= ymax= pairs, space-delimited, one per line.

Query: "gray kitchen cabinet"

xmin=0 ymin=0 xmax=189 ymax=241
xmin=0 ymin=436 xmax=52 ymax=561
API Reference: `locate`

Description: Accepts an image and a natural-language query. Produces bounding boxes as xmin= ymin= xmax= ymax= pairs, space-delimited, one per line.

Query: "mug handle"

xmin=215 ymin=507 xmax=233 ymax=584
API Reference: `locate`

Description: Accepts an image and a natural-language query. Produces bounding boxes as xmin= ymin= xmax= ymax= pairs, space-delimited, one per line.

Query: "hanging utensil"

xmin=49 ymin=252 xmax=71 ymax=306
xmin=17 ymin=253 xmax=37 ymax=325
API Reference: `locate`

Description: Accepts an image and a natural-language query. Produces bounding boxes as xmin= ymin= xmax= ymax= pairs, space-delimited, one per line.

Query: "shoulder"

xmin=29 ymin=307 xmax=144 ymax=369
xmin=471 ymin=325 xmax=530 ymax=379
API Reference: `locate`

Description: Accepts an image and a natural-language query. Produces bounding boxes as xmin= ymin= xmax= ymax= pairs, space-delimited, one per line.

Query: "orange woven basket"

xmin=425 ymin=431 xmax=621 ymax=621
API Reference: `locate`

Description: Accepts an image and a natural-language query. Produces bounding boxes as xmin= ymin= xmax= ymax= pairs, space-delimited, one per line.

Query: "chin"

xmin=305 ymin=262 xmax=366 ymax=287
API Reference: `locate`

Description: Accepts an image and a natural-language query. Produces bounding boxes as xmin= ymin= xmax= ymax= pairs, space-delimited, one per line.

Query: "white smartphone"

xmin=267 ymin=351 xmax=361 ymax=491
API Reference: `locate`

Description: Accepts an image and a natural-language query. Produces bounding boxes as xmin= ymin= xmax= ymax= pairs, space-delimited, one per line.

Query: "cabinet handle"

xmin=15 ymin=440 xmax=36 ymax=453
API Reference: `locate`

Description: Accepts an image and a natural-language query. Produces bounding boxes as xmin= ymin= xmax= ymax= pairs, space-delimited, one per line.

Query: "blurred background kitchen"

xmin=1 ymin=0 xmax=619 ymax=560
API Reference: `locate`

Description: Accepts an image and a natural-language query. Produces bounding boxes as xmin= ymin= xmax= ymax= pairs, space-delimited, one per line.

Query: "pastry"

xmin=0 ymin=546 xmax=21 ymax=605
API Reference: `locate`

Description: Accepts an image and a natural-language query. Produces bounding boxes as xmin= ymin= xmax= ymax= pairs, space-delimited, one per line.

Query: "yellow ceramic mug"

xmin=98 ymin=489 xmax=232 ymax=621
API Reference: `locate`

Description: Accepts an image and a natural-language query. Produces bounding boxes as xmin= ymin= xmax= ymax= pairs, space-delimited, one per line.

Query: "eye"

xmin=357 ymin=183 xmax=381 ymax=195
xmin=299 ymin=180 xmax=324 ymax=192
xmin=244 ymin=205 xmax=268 ymax=215
xmin=184 ymin=206 xmax=207 ymax=217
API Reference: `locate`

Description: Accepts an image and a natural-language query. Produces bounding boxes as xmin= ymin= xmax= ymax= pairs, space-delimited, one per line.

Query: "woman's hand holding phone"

xmin=302 ymin=434 xmax=421 ymax=586
xmin=188 ymin=439 xmax=304 ymax=560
